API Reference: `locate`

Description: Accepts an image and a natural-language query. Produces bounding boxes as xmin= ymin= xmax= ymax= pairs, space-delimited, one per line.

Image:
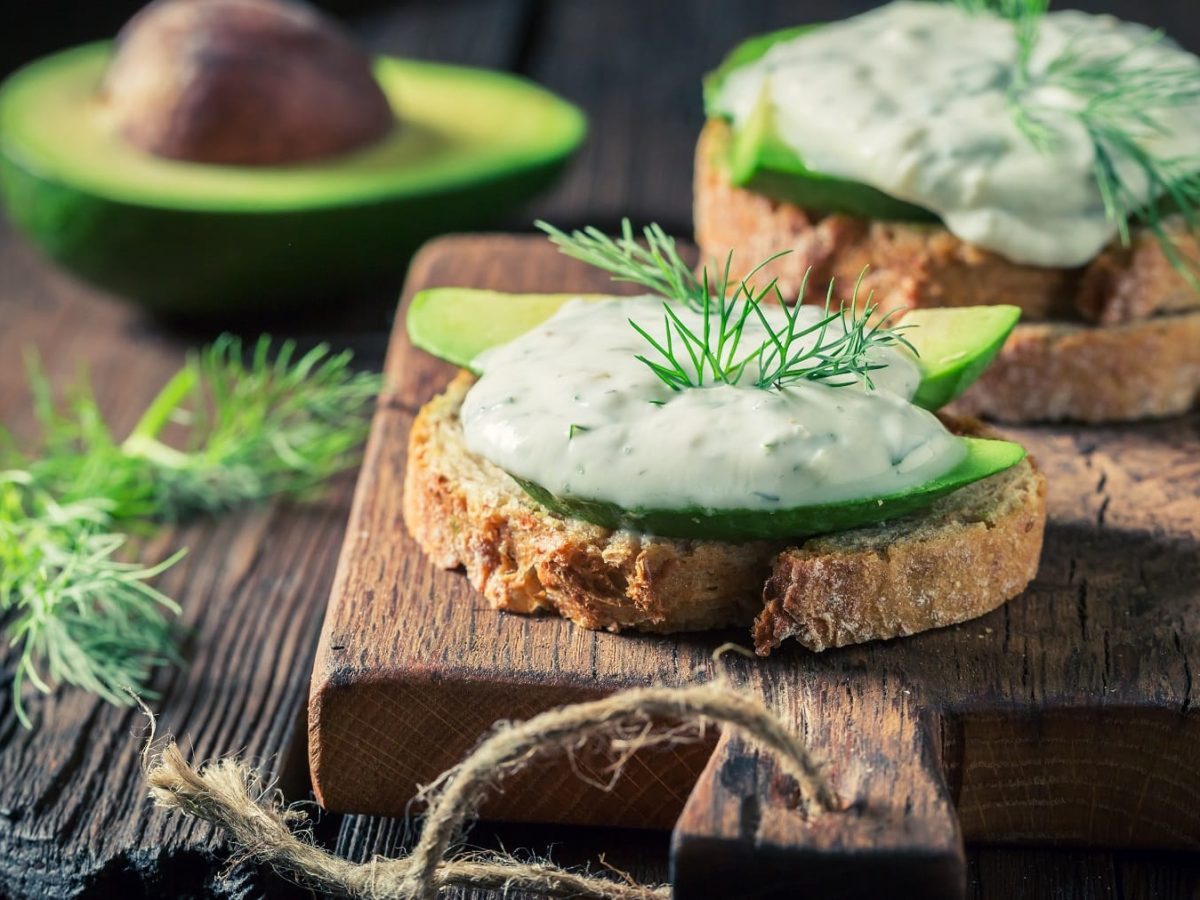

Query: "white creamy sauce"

xmin=461 ymin=297 xmax=965 ymax=512
xmin=713 ymin=1 xmax=1200 ymax=267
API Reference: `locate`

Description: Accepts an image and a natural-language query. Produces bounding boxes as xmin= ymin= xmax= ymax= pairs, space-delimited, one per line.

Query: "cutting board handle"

xmin=670 ymin=672 xmax=964 ymax=899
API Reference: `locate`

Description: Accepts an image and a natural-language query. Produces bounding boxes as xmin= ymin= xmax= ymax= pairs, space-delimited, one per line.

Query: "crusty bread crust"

xmin=694 ymin=119 xmax=1198 ymax=325
xmin=952 ymin=314 xmax=1200 ymax=423
xmin=404 ymin=373 xmax=1047 ymax=652
xmin=756 ymin=413 xmax=1046 ymax=653
xmin=695 ymin=118 xmax=1200 ymax=423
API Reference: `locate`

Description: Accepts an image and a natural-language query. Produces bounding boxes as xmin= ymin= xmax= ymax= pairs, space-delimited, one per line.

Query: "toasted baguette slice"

xmin=404 ymin=373 xmax=1047 ymax=653
xmin=694 ymin=119 xmax=1199 ymax=325
xmin=952 ymin=313 xmax=1200 ymax=423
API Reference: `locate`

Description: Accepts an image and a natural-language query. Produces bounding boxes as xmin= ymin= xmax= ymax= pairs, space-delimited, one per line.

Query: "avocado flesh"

xmin=904 ymin=305 xmax=1020 ymax=409
xmin=704 ymin=25 xmax=937 ymax=222
xmin=726 ymin=91 xmax=938 ymax=221
xmin=406 ymin=288 xmax=1020 ymax=412
xmin=408 ymin=289 xmax=607 ymax=370
xmin=0 ymin=44 xmax=585 ymax=318
xmin=517 ymin=437 xmax=1024 ymax=540
xmin=408 ymin=287 xmax=1026 ymax=540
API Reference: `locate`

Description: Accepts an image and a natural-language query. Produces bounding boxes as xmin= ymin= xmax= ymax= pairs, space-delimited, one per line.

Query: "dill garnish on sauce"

xmin=951 ymin=0 xmax=1200 ymax=285
xmin=538 ymin=219 xmax=915 ymax=392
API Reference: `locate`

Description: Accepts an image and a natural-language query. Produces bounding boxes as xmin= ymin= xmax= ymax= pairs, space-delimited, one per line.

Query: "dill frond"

xmin=539 ymin=220 xmax=916 ymax=394
xmin=951 ymin=0 xmax=1200 ymax=284
xmin=536 ymin=219 xmax=702 ymax=308
xmin=1 ymin=337 xmax=380 ymax=725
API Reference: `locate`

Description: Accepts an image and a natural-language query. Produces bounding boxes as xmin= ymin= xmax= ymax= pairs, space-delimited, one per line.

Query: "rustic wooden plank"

xmin=311 ymin=234 xmax=1199 ymax=898
xmin=672 ymin=680 xmax=963 ymax=899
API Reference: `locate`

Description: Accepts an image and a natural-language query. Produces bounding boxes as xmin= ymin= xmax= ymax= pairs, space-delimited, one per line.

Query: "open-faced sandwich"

xmin=403 ymin=223 xmax=1046 ymax=654
xmin=697 ymin=1 xmax=1200 ymax=423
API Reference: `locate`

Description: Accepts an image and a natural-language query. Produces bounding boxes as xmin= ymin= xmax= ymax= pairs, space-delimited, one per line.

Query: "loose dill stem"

xmin=1 ymin=336 xmax=380 ymax=726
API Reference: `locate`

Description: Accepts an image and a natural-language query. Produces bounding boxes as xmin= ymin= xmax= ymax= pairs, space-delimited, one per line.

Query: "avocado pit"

xmin=100 ymin=0 xmax=394 ymax=166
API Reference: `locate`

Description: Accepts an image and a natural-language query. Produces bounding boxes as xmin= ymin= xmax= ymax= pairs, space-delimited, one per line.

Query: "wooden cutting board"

xmin=308 ymin=235 xmax=1200 ymax=899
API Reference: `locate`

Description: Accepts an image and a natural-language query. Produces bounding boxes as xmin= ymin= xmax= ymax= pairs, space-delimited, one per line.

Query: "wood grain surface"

xmin=309 ymin=235 xmax=1200 ymax=896
xmin=2 ymin=0 xmax=1199 ymax=896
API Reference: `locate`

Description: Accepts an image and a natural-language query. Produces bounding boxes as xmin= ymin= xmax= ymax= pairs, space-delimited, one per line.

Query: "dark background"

xmin=2 ymin=2 xmax=1199 ymax=898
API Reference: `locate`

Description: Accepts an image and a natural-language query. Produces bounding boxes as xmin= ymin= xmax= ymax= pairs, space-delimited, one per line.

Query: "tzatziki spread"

xmin=712 ymin=1 xmax=1200 ymax=267
xmin=460 ymin=296 xmax=965 ymax=512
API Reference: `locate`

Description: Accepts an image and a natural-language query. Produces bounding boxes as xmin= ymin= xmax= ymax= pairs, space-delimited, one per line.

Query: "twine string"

xmin=146 ymin=681 xmax=840 ymax=899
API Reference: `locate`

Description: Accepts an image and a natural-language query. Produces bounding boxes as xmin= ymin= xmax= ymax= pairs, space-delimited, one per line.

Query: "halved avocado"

xmin=406 ymin=288 xmax=1020 ymax=411
xmin=0 ymin=44 xmax=585 ymax=318
xmin=703 ymin=25 xmax=936 ymax=222
xmin=517 ymin=437 xmax=1025 ymax=540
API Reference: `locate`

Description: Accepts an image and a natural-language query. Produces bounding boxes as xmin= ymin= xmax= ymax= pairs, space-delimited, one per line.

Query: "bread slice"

xmin=694 ymin=119 xmax=1198 ymax=325
xmin=952 ymin=313 xmax=1200 ymax=423
xmin=695 ymin=119 xmax=1200 ymax=423
xmin=404 ymin=372 xmax=1047 ymax=653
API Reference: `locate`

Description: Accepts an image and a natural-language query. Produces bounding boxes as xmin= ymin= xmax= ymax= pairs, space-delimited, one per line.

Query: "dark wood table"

xmin=2 ymin=2 xmax=1198 ymax=897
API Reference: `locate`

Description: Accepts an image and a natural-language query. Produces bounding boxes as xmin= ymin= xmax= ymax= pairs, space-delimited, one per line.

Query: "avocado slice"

xmin=409 ymin=287 xmax=1025 ymax=540
xmin=0 ymin=44 xmax=585 ymax=318
xmin=904 ymin=305 xmax=1021 ymax=409
xmin=516 ymin=437 xmax=1025 ymax=540
xmin=406 ymin=288 xmax=1020 ymax=411
xmin=408 ymin=289 xmax=606 ymax=370
xmin=703 ymin=25 xmax=937 ymax=222
xmin=724 ymin=90 xmax=938 ymax=221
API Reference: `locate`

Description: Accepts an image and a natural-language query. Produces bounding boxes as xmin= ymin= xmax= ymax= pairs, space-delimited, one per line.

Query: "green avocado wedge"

xmin=904 ymin=305 xmax=1021 ymax=409
xmin=724 ymin=91 xmax=937 ymax=221
xmin=516 ymin=437 xmax=1025 ymax=540
xmin=407 ymin=289 xmax=606 ymax=370
xmin=703 ymin=25 xmax=937 ymax=222
xmin=406 ymin=287 xmax=1021 ymax=411
xmin=0 ymin=44 xmax=585 ymax=319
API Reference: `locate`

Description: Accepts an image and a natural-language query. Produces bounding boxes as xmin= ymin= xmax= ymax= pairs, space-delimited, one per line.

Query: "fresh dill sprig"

xmin=22 ymin=336 xmax=379 ymax=521
xmin=946 ymin=0 xmax=1047 ymax=67
xmin=946 ymin=0 xmax=1046 ymax=18
xmin=634 ymin=267 xmax=914 ymax=392
xmin=754 ymin=271 xmax=915 ymax=390
xmin=536 ymin=219 xmax=702 ymax=308
xmin=627 ymin=249 xmax=781 ymax=389
xmin=539 ymin=220 xmax=915 ymax=393
xmin=1 ymin=337 xmax=379 ymax=726
xmin=951 ymin=0 xmax=1200 ymax=284
xmin=0 ymin=477 xmax=183 ymax=728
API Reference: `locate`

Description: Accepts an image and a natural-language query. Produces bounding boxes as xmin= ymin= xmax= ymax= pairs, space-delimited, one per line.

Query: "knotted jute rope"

xmin=145 ymin=681 xmax=840 ymax=899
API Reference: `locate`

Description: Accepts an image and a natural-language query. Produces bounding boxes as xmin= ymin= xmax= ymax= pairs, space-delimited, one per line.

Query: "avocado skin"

xmin=515 ymin=437 xmax=1025 ymax=541
xmin=0 ymin=154 xmax=571 ymax=319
